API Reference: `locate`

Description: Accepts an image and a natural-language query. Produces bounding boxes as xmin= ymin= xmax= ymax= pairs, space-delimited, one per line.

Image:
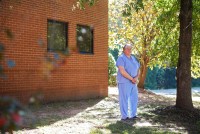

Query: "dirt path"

xmin=14 ymin=87 xmax=199 ymax=134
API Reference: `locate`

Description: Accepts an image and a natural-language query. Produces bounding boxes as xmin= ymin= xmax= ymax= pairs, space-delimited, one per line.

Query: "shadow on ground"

xmin=136 ymin=104 xmax=200 ymax=134
xmin=15 ymin=88 xmax=200 ymax=134
xmin=151 ymin=106 xmax=200 ymax=134
xmin=22 ymin=97 xmax=104 ymax=129
xmin=106 ymin=121 xmax=174 ymax=134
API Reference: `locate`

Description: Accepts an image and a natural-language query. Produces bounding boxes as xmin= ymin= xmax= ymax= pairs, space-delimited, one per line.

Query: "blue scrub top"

xmin=116 ymin=53 xmax=140 ymax=83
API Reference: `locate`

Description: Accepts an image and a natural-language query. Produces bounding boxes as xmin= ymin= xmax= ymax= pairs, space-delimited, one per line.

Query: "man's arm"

xmin=118 ymin=66 xmax=137 ymax=83
xmin=134 ymin=69 xmax=140 ymax=83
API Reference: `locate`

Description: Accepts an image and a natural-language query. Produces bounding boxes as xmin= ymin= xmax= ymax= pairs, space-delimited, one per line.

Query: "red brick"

xmin=0 ymin=0 xmax=108 ymax=103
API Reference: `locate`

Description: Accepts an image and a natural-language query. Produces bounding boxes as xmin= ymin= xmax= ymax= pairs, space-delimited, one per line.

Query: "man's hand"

xmin=131 ymin=77 xmax=138 ymax=84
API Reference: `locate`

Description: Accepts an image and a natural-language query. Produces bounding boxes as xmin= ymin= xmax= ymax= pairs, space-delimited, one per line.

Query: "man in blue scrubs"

xmin=116 ymin=44 xmax=140 ymax=120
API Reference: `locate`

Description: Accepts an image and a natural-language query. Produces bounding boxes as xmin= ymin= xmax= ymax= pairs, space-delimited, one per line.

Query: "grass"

xmin=90 ymin=120 xmax=179 ymax=134
xmin=105 ymin=121 xmax=178 ymax=134
xmin=15 ymin=90 xmax=200 ymax=134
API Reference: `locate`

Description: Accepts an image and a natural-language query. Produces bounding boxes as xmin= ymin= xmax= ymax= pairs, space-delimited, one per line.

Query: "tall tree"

xmin=176 ymin=0 xmax=193 ymax=109
xmin=109 ymin=0 xmax=162 ymax=89
xmin=154 ymin=0 xmax=200 ymax=108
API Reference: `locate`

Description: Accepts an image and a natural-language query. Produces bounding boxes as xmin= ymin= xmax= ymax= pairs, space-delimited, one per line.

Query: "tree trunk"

xmin=138 ymin=62 xmax=148 ymax=89
xmin=176 ymin=0 xmax=193 ymax=110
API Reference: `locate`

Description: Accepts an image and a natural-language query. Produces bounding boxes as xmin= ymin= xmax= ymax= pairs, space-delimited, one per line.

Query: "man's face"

xmin=124 ymin=47 xmax=132 ymax=56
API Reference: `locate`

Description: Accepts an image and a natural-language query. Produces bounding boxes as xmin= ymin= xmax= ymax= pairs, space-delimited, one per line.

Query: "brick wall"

xmin=0 ymin=0 xmax=108 ymax=103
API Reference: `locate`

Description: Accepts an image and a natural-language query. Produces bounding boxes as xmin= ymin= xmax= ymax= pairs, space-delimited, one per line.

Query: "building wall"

xmin=0 ymin=0 xmax=108 ymax=103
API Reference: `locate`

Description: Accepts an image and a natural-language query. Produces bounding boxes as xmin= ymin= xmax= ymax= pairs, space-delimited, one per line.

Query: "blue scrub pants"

xmin=118 ymin=82 xmax=138 ymax=119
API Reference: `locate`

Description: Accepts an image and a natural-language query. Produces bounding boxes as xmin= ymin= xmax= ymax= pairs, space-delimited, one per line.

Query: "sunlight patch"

xmin=135 ymin=122 xmax=153 ymax=127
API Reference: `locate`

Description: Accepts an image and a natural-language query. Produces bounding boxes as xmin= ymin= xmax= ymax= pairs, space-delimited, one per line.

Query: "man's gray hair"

xmin=123 ymin=44 xmax=132 ymax=50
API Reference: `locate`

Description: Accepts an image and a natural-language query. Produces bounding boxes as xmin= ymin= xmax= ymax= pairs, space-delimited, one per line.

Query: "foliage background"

xmin=108 ymin=47 xmax=200 ymax=89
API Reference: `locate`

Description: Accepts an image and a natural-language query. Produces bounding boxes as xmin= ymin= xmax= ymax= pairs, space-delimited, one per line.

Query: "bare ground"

xmin=14 ymin=87 xmax=200 ymax=134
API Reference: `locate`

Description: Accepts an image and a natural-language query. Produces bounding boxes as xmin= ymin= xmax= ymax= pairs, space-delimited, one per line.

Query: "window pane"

xmin=48 ymin=20 xmax=67 ymax=51
xmin=77 ymin=25 xmax=93 ymax=54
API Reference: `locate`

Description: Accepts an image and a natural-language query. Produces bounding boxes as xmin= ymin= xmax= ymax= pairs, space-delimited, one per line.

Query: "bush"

xmin=108 ymin=53 xmax=117 ymax=86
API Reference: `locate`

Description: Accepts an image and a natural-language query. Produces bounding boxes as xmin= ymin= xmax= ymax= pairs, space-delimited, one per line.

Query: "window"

xmin=76 ymin=24 xmax=93 ymax=54
xmin=47 ymin=20 xmax=68 ymax=52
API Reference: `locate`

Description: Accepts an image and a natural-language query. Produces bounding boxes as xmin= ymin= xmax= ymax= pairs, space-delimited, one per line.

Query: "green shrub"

xmin=108 ymin=53 xmax=117 ymax=86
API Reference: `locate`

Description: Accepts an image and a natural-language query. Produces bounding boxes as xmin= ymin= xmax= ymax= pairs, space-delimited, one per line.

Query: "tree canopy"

xmin=109 ymin=0 xmax=200 ymax=78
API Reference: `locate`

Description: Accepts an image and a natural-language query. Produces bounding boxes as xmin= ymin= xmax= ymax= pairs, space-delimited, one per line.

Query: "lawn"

xmin=15 ymin=87 xmax=200 ymax=134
